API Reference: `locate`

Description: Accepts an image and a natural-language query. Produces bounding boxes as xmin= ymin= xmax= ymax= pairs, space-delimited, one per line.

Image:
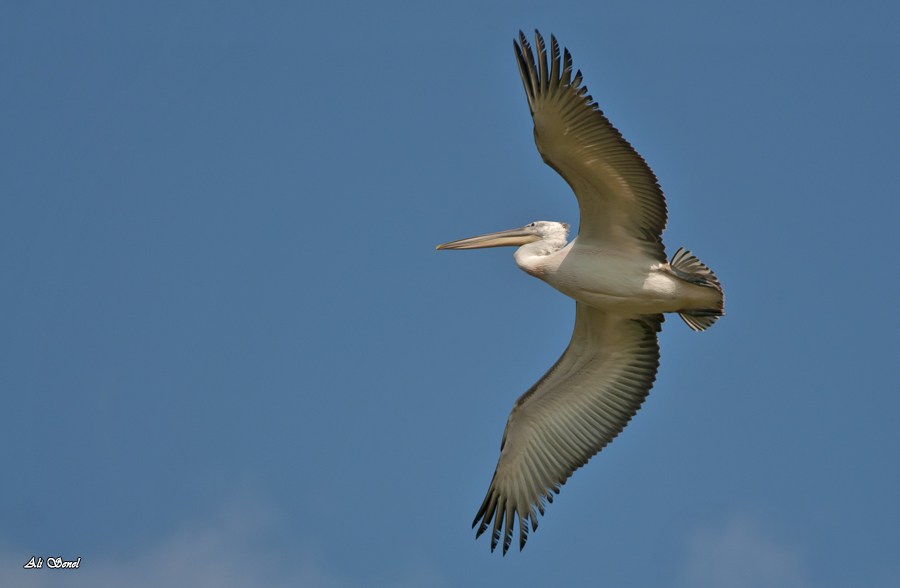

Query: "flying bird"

xmin=436 ymin=31 xmax=725 ymax=555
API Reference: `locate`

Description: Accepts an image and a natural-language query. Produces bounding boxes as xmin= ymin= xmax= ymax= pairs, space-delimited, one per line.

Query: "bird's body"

xmin=437 ymin=31 xmax=725 ymax=555
xmin=515 ymin=233 xmax=722 ymax=315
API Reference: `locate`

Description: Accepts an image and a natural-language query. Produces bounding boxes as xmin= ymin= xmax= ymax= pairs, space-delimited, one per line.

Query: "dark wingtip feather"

xmin=513 ymin=41 xmax=531 ymax=103
xmin=549 ymin=34 xmax=560 ymax=84
xmin=502 ymin=507 xmax=513 ymax=555
xmin=490 ymin=498 xmax=505 ymax=553
xmin=519 ymin=516 xmax=529 ymax=551
xmin=561 ymin=48 xmax=573 ymax=85
xmin=534 ymin=30 xmax=547 ymax=89
xmin=519 ymin=30 xmax=531 ymax=53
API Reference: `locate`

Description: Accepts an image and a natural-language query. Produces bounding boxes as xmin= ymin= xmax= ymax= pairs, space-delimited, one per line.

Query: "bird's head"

xmin=436 ymin=221 xmax=569 ymax=252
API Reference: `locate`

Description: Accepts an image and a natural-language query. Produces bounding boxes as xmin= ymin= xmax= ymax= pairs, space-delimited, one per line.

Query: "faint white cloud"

xmin=392 ymin=562 xmax=445 ymax=588
xmin=682 ymin=514 xmax=810 ymax=588
xmin=0 ymin=493 xmax=342 ymax=588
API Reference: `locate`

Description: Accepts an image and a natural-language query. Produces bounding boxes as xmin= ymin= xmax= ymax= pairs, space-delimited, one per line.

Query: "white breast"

xmin=516 ymin=239 xmax=691 ymax=315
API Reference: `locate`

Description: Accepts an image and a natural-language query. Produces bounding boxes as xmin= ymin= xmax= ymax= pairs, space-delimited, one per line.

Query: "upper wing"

xmin=473 ymin=303 xmax=664 ymax=554
xmin=515 ymin=31 xmax=668 ymax=262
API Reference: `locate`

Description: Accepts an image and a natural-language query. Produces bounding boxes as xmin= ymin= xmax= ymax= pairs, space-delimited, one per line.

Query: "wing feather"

xmin=473 ymin=304 xmax=664 ymax=554
xmin=515 ymin=30 xmax=668 ymax=262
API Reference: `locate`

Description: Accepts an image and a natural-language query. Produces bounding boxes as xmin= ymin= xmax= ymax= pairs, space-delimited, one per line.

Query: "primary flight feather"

xmin=437 ymin=30 xmax=725 ymax=555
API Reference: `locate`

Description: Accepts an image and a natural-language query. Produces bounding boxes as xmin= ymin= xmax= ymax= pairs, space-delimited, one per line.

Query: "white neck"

xmin=513 ymin=232 xmax=569 ymax=274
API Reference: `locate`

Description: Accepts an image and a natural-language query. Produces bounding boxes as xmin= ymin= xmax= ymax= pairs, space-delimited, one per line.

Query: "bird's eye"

xmin=530 ymin=223 xmax=535 ymax=227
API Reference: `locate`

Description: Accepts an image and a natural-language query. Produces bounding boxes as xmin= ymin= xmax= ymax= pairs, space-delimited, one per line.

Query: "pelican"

xmin=437 ymin=31 xmax=725 ymax=555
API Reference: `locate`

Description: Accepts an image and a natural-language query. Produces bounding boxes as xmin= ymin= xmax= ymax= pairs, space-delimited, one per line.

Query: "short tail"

xmin=670 ymin=247 xmax=724 ymax=332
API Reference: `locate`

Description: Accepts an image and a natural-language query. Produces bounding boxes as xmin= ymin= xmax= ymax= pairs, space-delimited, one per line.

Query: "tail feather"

xmin=670 ymin=247 xmax=724 ymax=332
xmin=678 ymin=309 xmax=721 ymax=332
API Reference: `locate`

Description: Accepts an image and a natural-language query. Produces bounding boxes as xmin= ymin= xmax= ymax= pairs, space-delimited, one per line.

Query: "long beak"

xmin=436 ymin=226 xmax=541 ymax=250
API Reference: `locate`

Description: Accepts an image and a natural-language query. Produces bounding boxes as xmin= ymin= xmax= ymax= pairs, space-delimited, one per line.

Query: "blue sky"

xmin=2 ymin=1 xmax=899 ymax=586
